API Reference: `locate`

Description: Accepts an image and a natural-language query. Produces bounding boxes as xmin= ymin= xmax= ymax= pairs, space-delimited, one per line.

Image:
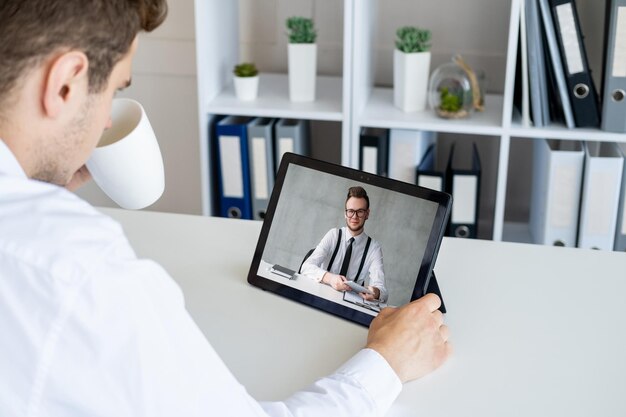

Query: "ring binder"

xmin=547 ymin=0 xmax=601 ymax=127
xmin=538 ymin=0 xmax=576 ymax=128
xmin=577 ymin=142 xmax=624 ymax=250
xmin=446 ymin=142 xmax=481 ymax=239
xmin=601 ymin=0 xmax=626 ymax=133
xmin=248 ymin=118 xmax=277 ymax=220
xmin=215 ymin=116 xmax=255 ymax=220
xmin=529 ymin=139 xmax=584 ymax=247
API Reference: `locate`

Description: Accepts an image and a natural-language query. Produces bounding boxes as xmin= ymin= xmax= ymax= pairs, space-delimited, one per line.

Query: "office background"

xmin=261 ymin=164 xmax=438 ymax=306
xmin=76 ymin=0 xmax=605 ymax=225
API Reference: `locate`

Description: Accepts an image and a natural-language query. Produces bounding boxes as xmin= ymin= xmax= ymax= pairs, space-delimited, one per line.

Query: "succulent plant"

xmin=395 ymin=26 xmax=431 ymax=53
xmin=286 ymin=16 xmax=317 ymax=43
xmin=439 ymin=87 xmax=463 ymax=112
xmin=233 ymin=62 xmax=258 ymax=77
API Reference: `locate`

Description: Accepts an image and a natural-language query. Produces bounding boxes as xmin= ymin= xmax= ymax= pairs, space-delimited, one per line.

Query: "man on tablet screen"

xmin=301 ymin=186 xmax=388 ymax=302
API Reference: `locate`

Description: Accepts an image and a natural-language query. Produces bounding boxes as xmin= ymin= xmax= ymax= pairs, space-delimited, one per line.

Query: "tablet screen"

xmin=248 ymin=153 xmax=451 ymax=326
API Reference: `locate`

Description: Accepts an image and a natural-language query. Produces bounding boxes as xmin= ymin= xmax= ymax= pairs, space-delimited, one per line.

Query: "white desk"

xmin=106 ymin=208 xmax=626 ymax=417
xmin=257 ymin=260 xmax=381 ymax=315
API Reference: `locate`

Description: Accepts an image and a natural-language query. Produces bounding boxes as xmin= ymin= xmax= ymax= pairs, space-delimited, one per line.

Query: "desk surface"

xmin=105 ymin=208 xmax=626 ymax=417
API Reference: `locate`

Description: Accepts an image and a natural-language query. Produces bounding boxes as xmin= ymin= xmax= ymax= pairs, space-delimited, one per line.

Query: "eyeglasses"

xmin=345 ymin=209 xmax=367 ymax=218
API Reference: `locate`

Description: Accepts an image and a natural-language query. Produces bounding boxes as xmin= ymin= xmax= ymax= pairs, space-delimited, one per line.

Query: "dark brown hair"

xmin=0 ymin=0 xmax=167 ymax=102
xmin=346 ymin=186 xmax=370 ymax=209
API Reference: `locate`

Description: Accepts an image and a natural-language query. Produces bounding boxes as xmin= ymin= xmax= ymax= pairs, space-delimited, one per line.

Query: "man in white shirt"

xmin=0 ymin=1 xmax=451 ymax=416
xmin=301 ymin=186 xmax=388 ymax=302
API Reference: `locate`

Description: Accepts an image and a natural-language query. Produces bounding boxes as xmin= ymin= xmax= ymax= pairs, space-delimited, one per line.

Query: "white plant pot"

xmin=234 ymin=75 xmax=259 ymax=101
xmin=288 ymin=43 xmax=317 ymax=102
xmin=393 ymin=49 xmax=431 ymax=112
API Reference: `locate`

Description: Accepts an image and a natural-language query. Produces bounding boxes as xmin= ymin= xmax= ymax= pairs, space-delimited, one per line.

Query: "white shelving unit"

xmin=194 ymin=0 xmax=626 ymax=247
xmin=194 ymin=0 xmax=353 ymax=217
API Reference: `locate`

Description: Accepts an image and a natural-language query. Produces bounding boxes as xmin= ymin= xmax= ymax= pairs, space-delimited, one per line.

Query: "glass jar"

xmin=428 ymin=62 xmax=473 ymax=119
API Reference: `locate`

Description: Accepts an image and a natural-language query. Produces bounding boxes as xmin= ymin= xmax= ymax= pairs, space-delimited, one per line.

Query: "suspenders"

xmin=356 ymin=237 xmax=371 ymax=285
xmin=326 ymin=228 xmax=342 ymax=271
xmin=326 ymin=228 xmax=372 ymax=283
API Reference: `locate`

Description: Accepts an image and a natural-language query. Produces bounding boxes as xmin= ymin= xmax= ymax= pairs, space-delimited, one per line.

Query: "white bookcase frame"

xmin=194 ymin=0 xmax=353 ymax=218
xmin=194 ymin=0 xmax=626 ymax=245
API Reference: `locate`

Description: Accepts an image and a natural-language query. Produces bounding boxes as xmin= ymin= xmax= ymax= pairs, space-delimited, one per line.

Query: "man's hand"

xmin=360 ymin=285 xmax=380 ymax=301
xmin=65 ymin=165 xmax=92 ymax=191
xmin=322 ymin=273 xmax=351 ymax=292
xmin=366 ymin=293 xmax=451 ymax=383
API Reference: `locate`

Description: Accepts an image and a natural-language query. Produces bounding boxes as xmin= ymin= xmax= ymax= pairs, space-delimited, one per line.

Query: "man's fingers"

xmin=439 ymin=324 xmax=450 ymax=342
xmin=420 ymin=293 xmax=442 ymax=312
xmin=432 ymin=310 xmax=444 ymax=326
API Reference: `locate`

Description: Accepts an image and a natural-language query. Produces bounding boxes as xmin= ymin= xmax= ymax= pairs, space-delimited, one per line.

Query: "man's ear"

xmin=42 ymin=51 xmax=89 ymax=118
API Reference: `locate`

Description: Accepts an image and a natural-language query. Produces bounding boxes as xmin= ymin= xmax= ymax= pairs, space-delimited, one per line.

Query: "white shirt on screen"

xmin=0 ymin=140 xmax=401 ymax=417
xmin=301 ymin=227 xmax=388 ymax=302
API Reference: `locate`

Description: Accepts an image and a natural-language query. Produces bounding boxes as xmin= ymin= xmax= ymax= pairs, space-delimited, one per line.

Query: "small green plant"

xmin=395 ymin=26 xmax=431 ymax=53
xmin=286 ymin=16 xmax=317 ymax=43
xmin=439 ymin=87 xmax=463 ymax=112
xmin=233 ymin=62 xmax=258 ymax=77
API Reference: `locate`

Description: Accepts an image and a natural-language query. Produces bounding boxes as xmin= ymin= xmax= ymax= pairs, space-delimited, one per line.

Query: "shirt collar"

xmin=0 ymin=139 xmax=28 ymax=179
xmin=343 ymin=226 xmax=367 ymax=243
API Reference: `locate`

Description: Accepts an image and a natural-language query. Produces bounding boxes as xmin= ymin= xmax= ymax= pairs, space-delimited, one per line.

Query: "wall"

xmin=261 ymin=164 xmax=438 ymax=306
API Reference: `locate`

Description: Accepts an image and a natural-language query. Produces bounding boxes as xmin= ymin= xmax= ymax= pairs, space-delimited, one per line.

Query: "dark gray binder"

xmin=248 ymin=118 xmax=276 ymax=220
xmin=601 ymin=0 xmax=626 ymax=133
xmin=526 ymin=0 xmax=550 ymax=127
xmin=274 ymin=119 xmax=310 ymax=170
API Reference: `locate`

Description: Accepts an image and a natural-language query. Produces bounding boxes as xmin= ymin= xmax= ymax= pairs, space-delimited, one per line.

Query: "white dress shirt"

xmin=0 ymin=140 xmax=402 ymax=417
xmin=300 ymin=227 xmax=388 ymax=302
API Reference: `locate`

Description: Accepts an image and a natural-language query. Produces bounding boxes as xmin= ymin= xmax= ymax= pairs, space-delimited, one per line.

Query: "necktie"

xmin=339 ymin=237 xmax=354 ymax=278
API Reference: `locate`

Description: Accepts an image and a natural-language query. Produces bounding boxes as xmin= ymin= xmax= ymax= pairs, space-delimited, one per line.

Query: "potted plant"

xmin=286 ymin=16 xmax=317 ymax=102
xmin=394 ymin=26 xmax=432 ymax=112
xmin=233 ymin=62 xmax=259 ymax=101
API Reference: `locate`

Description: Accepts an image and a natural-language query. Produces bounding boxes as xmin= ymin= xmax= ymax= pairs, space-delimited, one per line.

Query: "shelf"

xmin=204 ymin=73 xmax=344 ymax=122
xmin=358 ymin=88 xmax=504 ymax=136
xmin=509 ymin=119 xmax=626 ymax=143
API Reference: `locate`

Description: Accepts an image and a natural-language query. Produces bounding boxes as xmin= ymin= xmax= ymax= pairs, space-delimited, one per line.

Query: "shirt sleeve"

xmin=38 ymin=251 xmax=401 ymax=417
xmin=40 ymin=257 xmax=271 ymax=417
xmin=368 ymin=242 xmax=388 ymax=303
xmin=299 ymin=228 xmax=337 ymax=282
xmin=260 ymin=349 xmax=402 ymax=417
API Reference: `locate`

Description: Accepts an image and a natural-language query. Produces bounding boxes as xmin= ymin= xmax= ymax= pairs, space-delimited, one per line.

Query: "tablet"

xmin=247 ymin=153 xmax=452 ymax=327
xmin=344 ymin=280 xmax=374 ymax=295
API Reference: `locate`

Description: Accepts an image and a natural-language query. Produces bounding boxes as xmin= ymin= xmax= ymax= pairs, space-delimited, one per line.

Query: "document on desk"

xmin=270 ymin=264 xmax=297 ymax=280
xmin=343 ymin=291 xmax=383 ymax=312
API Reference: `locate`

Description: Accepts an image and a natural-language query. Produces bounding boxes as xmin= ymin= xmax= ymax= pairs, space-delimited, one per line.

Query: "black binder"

xmin=359 ymin=127 xmax=389 ymax=177
xmin=445 ymin=142 xmax=481 ymax=239
xmin=416 ymin=143 xmax=445 ymax=192
xmin=548 ymin=0 xmax=600 ymax=127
